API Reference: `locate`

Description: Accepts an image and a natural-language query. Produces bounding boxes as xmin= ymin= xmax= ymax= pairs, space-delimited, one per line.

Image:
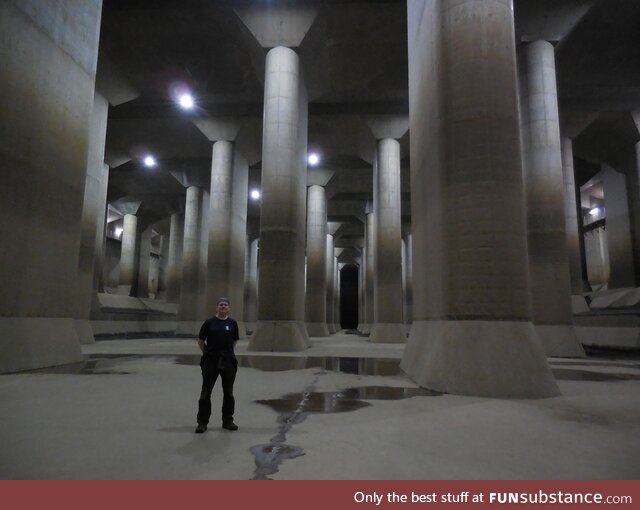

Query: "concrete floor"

xmin=1 ymin=333 xmax=639 ymax=480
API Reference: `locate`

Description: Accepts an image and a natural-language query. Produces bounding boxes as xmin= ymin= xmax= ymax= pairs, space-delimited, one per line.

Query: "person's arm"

xmin=198 ymin=320 xmax=208 ymax=353
xmin=233 ymin=320 xmax=240 ymax=346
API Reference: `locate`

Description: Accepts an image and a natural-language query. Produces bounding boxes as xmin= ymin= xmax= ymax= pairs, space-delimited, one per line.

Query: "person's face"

xmin=217 ymin=301 xmax=230 ymax=316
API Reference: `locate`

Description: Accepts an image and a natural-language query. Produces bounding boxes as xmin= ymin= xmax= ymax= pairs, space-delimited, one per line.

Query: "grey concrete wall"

xmin=0 ymin=0 xmax=102 ymax=372
xmin=603 ymin=165 xmax=636 ymax=288
xmin=401 ymin=0 xmax=558 ymax=398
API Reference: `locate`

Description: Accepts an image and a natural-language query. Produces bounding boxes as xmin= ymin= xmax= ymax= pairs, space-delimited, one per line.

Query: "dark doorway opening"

xmin=340 ymin=264 xmax=359 ymax=329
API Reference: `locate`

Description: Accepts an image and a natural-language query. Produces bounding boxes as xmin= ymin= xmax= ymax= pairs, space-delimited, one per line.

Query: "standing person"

xmin=195 ymin=297 xmax=239 ymax=433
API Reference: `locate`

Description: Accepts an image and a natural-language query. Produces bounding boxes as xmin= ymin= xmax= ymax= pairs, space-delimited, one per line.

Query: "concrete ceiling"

xmin=98 ymin=0 xmax=640 ymax=261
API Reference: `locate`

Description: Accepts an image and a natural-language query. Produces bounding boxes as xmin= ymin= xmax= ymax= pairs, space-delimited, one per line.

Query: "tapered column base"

xmin=74 ymin=319 xmax=96 ymax=345
xmin=306 ymin=322 xmax=331 ymax=337
xmin=369 ymin=322 xmax=407 ymax=343
xmin=248 ymin=320 xmax=310 ymax=352
xmin=536 ymin=324 xmax=586 ymax=357
xmin=0 ymin=318 xmax=82 ymax=374
xmin=401 ymin=320 xmax=560 ymax=398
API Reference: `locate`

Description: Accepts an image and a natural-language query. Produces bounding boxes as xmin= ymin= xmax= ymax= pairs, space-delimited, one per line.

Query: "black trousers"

xmin=197 ymin=354 xmax=237 ymax=425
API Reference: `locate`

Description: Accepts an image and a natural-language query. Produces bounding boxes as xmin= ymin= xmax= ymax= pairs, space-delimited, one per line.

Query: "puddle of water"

xmin=176 ymin=354 xmax=404 ymax=375
xmin=249 ymin=384 xmax=441 ymax=479
xmin=552 ymin=368 xmax=640 ymax=382
xmin=255 ymin=386 xmax=441 ymax=415
xmin=21 ymin=357 xmax=137 ymax=375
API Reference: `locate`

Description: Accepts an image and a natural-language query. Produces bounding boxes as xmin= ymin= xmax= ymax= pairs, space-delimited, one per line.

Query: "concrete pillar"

xmin=401 ymin=0 xmax=559 ymax=398
xmin=326 ymin=234 xmax=336 ymax=333
xmin=136 ymin=226 xmax=154 ymax=299
xmin=305 ymin=185 xmax=330 ymax=336
xmin=157 ymin=234 xmax=169 ymax=299
xmin=166 ymin=212 xmax=184 ymax=303
xmin=177 ymin=186 xmax=206 ymax=333
xmin=244 ymin=237 xmax=259 ymax=334
xmin=561 ymin=137 xmax=591 ymax=294
xmin=358 ymin=255 xmax=365 ymax=332
xmin=249 ymin=46 xmax=310 ymax=351
xmin=602 ymin=164 xmax=636 ymax=288
xmin=370 ymin=138 xmax=406 ymax=343
xmin=206 ymin=141 xmax=248 ymax=336
xmin=521 ymin=40 xmax=584 ymax=357
xmin=75 ymin=91 xmax=109 ymax=344
xmin=0 ymin=0 xmax=101 ymax=373
xmin=361 ymin=211 xmax=375 ymax=334
xmin=334 ymin=256 xmax=341 ymax=331
xmin=403 ymin=233 xmax=413 ymax=331
xmin=118 ymin=213 xmax=138 ymax=294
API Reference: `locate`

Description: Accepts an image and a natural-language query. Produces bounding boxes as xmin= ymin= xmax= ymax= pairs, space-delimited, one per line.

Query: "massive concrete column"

xmin=75 ymin=91 xmax=109 ymax=344
xmin=136 ymin=226 xmax=154 ymax=299
xmin=521 ymin=40 xmax=584 ymax=357
xmin=244 ymin=236 xmax=259 ymax=334
xmin=305 ymin=185 xmax=330 ymax=336
xmin=361 ymin=211 xmax=375 ymax=334
xmin=403 ymin=233 xmax=413 ymax=330
xmin=206 ymin=141 xmax=248 ymax=336
xmin=401 ymin=0 xmax=559 ymax=398
xmin=370 ymin=138 xmax=406 ymax=343
xmin=249 ymin=46 xmax=310 ymax=351
xmin=358 ymin=253 xmax=365 ymax=332
xmin=561 ymin=137 xmax=591 ymax=294
xmin=177 ymin=186 xmax=206 ymax=334
xmin=602 ymin=164 xmax=636 ymax=288
xmin=157 ymin=234 xmax=169 ymax=299
xmin=0 ymin=0 xmax=101 ymax=372
xmin=326 ymin=234 xmax=336 ymax=333
xmin=118 ymin=213 xmax=139 ymax=295
xmin=334 ymin=256 xmax=341 ymax=332
xmin=166 ymin=212 xmax=184 ymax=303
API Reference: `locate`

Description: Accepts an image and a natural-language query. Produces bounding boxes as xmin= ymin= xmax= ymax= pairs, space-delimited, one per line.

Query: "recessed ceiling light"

xmin=143 ymin=155 xmax=157 ymax=168
xmin=589 ymin=207 xmax=600 ymax=216
xmin=308 ymin=153 xmax=320 ymax=166
xmin=250 ymin=189 xmax=261 ymax=200
xmin=178 ymin=93 xmax=194 ymax=109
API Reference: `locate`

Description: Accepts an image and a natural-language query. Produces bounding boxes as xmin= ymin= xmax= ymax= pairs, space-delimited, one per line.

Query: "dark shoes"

xmin=222 ymin=420 xmax=238 ymax=431
xmin=195 ymin=423 xmax=207 ymax=434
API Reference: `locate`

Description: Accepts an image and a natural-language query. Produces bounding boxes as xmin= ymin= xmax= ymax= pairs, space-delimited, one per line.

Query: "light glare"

xmin=308 ymin=153 xmax=319 ymax=166
xmin=144 ymin=155 xmax=157 ymax=167
xmin=589 ymin=207 xmax=600 ymax=216
xmin=179 ymin=93 xmax=194 ymax=109
xmin=250 ymin=189 xmax=261 ymax=200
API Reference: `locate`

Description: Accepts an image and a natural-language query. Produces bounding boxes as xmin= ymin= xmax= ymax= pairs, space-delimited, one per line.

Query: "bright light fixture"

xmin=115 ymin=227 xmax=123 ymax=237
xmin=250 ymin=189 xmax=261 ymax=200
xmin=143 ymin=155 xmax=157 ymax=168
xmin=178 ymin=93 xmax=194 ymax=109
xmin=589 ymin=207 xmax=600 ymax=216
xmin=308 ymin=153 xmax=320 ymax=166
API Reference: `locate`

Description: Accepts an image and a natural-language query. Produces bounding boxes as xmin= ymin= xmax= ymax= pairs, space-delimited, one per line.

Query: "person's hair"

xmin=217 ymin=297 xmax=230 ymax=305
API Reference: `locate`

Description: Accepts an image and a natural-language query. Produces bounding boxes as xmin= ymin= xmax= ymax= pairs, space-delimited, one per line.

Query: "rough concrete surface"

xmin=1 ymin=334 xmax=638 ymax=480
